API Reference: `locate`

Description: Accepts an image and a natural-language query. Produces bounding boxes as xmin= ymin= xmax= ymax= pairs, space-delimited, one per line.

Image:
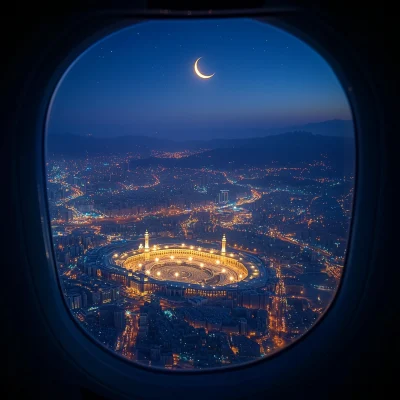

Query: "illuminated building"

xmin=219 ymin=189 xmax=229 ymax=204
xmin=85 ymin=231 xmax=268 ymax=300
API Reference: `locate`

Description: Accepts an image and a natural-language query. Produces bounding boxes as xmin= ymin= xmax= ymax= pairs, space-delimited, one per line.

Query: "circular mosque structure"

xmin=84 ymin=232 xmax=268 ymax=298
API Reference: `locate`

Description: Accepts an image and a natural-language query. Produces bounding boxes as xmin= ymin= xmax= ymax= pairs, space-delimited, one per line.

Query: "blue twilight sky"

xmin=47 ymin=18 xmax=352 ymax=141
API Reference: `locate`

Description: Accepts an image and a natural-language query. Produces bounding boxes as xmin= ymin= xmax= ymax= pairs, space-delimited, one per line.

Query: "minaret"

xmin=221 ymin=234 xmax=226 ymax=254
xmin=145 ymin=230 xmax=149 ymax=252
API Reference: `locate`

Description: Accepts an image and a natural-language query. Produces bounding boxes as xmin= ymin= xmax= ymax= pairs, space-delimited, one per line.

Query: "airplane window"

xmin=45 ymin=18 xmax=355 ymax=370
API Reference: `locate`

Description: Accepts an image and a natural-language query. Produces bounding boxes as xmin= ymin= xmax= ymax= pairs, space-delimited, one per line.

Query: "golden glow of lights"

xmin=181 ymin=243 xmax=185 ymax=247
xmin=113 ymin=253 xmax=118 ymax=258
xmin=239 ymin=274 xmax=243 ymax=278
xmin=230 ymin=253 xmax=234 ymax=257
xmin=216 ymin=260 xmax=220 ymax=264
xmin=170 ymin=255 xmax=175 ymax=260
xmin=188 ymin=257 xmax=193 ymax=261
xmin=155 ymin=257 xmax=159 ymax=262
xmin=175 ymin=272 xmax=179 ymax=277
xmin=194 ymin=57 xmax=215 ymax=79
xmin=229 ymin=276 xmax=234 ymax=281
xmin=190 ymin=246 xmax=194 ymax=249
xmin=198 ymin=247 xmax=201 ymax=251
xmin=222 ymin=268 xmax=226 ymax=273
xmin=200 ymin=263 xmax=204 ymax=268
xmin=138 ymin=263 xmax=142 ymax=267
xmin=157 ymin=271 xmax=161 ymax=276
xmin=250 ymin=265 xmax=255 ymax=269
xmin=146 ymin=270 xmax=150 ymax=275
xmin=164 ymin=246 xmax=169 ymax=249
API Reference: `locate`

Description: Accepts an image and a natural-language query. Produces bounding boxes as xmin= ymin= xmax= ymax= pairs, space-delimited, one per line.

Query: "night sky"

xmin=47 ymin=18 xmax=351 ymax=141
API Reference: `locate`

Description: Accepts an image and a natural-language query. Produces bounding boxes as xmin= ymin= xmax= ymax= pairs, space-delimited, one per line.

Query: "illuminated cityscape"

xmin=47 ymin=139 xmax=353 ymax=369
xmin=46 ymin=18 xmax=354 ymax=370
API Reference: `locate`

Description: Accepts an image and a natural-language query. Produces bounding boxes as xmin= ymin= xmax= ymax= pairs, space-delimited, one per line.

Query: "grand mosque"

xmin=84 ymin=231 xmax=268 ymax=298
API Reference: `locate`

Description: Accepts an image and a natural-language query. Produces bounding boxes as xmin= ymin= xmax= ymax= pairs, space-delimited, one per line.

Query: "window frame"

xmin=14 ymin=6 xmax=383 ymax=399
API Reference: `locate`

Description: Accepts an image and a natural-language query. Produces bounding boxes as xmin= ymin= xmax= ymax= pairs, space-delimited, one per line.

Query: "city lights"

xmin=46 ymin=21 xmax=352 ymax=371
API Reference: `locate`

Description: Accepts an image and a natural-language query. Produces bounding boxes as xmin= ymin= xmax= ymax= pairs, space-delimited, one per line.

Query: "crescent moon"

xmin=194 ymin=57 xmax=215 ymax=79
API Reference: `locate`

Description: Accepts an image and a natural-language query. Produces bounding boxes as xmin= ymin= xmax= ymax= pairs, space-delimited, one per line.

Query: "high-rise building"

xmin=66 ymin=291 xmax=82 ymax=310
xmin=239 ymin=317 xmax=247 ymax=335
xmin=218 ymin=190 xmax=229 ymax=204
xmin=113 ymin=309 xmax=126 ymax=330
xmin=256 ymin=309 xmax=268 ymax=335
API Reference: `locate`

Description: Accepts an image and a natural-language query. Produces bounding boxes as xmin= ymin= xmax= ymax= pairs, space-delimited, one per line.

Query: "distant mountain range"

xmin=47 ymin=120 xmax=355 ymax=174
xmin=130 ymin=132 xmax=354 ymax=175
xmin=47 ymin=119 xmax=354 ymax=155
xmin=262 ymin=119 xmax=354 ymax=138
